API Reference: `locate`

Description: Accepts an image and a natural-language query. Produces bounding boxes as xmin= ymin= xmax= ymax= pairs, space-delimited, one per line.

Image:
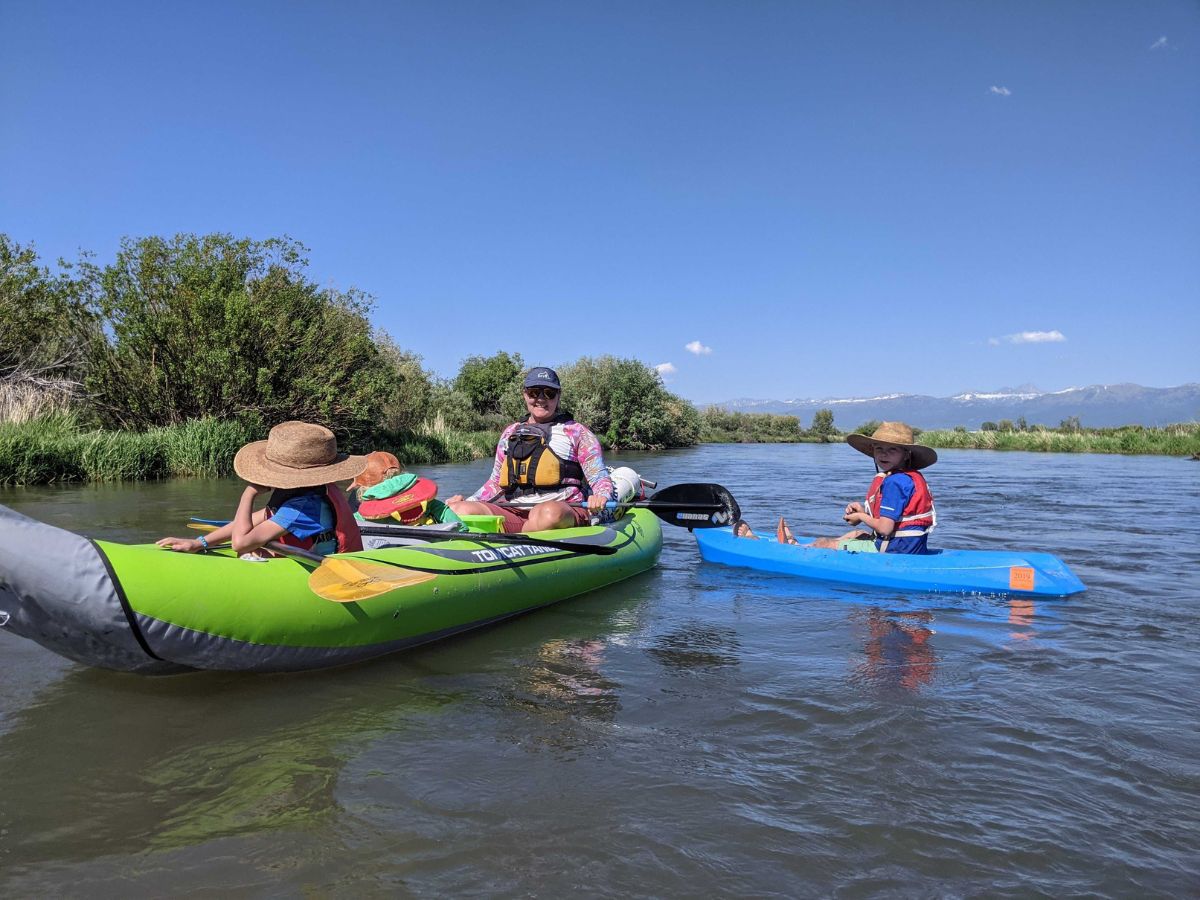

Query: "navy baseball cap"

xmin=523 ymin=367 xmax=561 ymax=390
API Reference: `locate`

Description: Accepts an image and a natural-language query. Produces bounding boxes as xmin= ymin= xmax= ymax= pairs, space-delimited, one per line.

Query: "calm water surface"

xmin=1 ymin=445 xmax=1197 ymax=895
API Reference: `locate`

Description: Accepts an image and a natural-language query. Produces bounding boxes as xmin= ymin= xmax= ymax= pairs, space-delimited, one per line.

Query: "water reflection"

xmin=492 ymin=593 xmax=652 ymax=756
xmin=520 ymin=638 xmax=620 ymax=716
xmin=648 ymin=624 xmax=742 ymax=674
xmin=849 ymin=608 xmax=938 ymax=693
xmin=0 ymin=666 xmax=455 ymax=872
xmin=1008 ymin=597 xmax=1036 ymax=641
xmin=0 ymin=587 xmax=654 ymax=867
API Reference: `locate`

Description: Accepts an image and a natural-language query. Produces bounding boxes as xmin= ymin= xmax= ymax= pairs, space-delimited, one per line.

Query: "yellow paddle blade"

xmin=186 ymin=521 xmax=436 ymax=601
xmin=307 ymin=557 xmax=437 ymax=603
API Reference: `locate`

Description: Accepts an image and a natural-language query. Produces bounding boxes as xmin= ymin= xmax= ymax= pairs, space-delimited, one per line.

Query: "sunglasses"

xmin=525 ymin=388 xmax=559 ymax=400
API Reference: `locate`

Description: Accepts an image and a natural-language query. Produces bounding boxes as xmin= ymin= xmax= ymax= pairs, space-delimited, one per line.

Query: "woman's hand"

xmin=244 ymin=483 xmax=271 ymax=498
xmin=446 ymin=494 xmax=465 ymax=505
xmin=587 ymin=493 xmax=610 ymax=513
xmin=156 ymin=537 xmax=203 ymax=553
xmin=844 ymin=501 xmax=864 ymax=516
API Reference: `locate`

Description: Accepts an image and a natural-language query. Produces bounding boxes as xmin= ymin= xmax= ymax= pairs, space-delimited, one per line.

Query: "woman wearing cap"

xmin=446 ymin=367 xmax=615 ymax=533
xmin=156 ymin=421 xmax=367 ymax=557
xmin=737 ymin=421 xmax=938 ymax=554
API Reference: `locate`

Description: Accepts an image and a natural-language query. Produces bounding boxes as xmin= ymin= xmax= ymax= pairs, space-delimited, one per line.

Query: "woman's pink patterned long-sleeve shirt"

xmin=469 ymin=419 xmax=615 ymax=508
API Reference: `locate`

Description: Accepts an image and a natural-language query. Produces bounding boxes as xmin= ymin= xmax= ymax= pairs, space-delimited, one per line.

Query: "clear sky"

xmin=3 ymin=1 xmax=1197 ymax=404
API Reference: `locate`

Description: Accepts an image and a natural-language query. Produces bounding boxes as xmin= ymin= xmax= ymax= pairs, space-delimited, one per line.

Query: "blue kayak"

xmin=693 ymin=528 xmax=1085 ymax=597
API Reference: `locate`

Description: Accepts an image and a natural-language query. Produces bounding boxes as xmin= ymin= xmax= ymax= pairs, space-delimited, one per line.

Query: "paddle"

xmin=496 ymin=482 xmax=741 ymax=530
xmin=180 ymin=527 xmax=436 ymax=602
xmin=188 ymin=520 xmax=618 ymax=556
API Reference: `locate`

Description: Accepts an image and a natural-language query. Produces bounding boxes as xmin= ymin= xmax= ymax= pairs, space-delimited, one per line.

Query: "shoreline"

xmin=2 ymin=417 xmax=1196 ymax=486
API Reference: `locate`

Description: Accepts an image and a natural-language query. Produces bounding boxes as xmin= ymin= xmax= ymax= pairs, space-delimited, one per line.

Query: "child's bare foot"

xmin=776 ymin=517 xmax=798 ymax=545
xmin=732 ymin=520 xmax=758 ymax=539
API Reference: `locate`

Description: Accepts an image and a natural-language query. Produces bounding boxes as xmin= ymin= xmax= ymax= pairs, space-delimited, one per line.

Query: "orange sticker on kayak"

xmin=1009 ymin=567 xmax=1035 ymax=592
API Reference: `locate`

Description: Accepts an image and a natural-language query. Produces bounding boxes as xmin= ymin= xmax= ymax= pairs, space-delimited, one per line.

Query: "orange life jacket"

xmin=864 ymin=469 xmax=936 ymax=538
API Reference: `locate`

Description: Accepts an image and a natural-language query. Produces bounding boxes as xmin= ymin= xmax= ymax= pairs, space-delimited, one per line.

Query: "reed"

xmin=368 ymin=427 xmax=496 ymax=466
xmin=0 ymin=415 xmax=258 ymax=484
xmin=0 ymin=379 xmax=76 ymax=424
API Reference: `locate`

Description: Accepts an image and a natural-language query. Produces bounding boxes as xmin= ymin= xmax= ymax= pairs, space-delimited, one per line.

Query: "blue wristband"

xmin=197 ymin=535 xmax=209 ymax=552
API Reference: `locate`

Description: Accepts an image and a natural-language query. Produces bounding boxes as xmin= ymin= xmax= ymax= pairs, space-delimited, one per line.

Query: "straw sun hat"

xmin=233 ymin=421 xmax=367 ymax=489
xmin=845 ymin=421 xmax=938 ymax=470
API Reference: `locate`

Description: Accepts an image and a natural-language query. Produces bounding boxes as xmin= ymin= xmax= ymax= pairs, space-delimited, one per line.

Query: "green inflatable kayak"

xmin=0 ymin=504 xmax=662 ymax=674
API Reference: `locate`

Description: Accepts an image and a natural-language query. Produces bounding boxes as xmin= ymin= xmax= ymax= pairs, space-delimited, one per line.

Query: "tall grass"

xmin=919 ymin=423 xmax=1200 ymax=456
xmin=0 ymin=414 xmax=255 ymax=484
xmin=0 ymin=415 xmax=499 ymax=485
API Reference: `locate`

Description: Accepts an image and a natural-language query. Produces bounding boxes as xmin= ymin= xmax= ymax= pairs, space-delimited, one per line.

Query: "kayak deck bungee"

xmin=694 ymin=527 xmax=1085 ymax=597
xmin=0 ymin=504 xmax=662 ymax=674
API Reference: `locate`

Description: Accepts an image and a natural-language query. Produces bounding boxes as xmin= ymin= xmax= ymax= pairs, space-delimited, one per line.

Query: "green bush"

xmin=555 ymin=357 xmax=700 ymax=451
xmin=700 ymin=407 xmax=805 ymax=442
xmin=453 ymin=351 xmax=524 ymax=416
xmin=376 ymin=337 xmax=435 ymax=432
xmin=808 ymin=408 xmax=837 ymax=439
xmin=83 ymin=233 xmax=409 ymax=443
xmin=0 ymin=234 xmax=95 ymax=375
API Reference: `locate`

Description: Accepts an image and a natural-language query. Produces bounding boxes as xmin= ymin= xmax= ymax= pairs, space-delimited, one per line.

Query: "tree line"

xmin=0 ymin=233 xmax=701 ymax=452
xmin=9 ymin=231 xmax=1191 ymax=483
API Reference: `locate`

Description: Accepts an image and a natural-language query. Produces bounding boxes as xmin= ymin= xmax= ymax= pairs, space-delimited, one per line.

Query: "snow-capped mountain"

xmin=710 ymin=383 xmax=1200 ymax=430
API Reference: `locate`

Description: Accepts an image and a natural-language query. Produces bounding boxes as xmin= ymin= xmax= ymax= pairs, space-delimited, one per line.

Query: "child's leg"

xmin=808 ymin=529 xmax=870 ymax=549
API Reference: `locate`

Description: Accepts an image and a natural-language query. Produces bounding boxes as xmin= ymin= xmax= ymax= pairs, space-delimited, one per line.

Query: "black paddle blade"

xmin=642 ymin=483 xmax=741 ymax=530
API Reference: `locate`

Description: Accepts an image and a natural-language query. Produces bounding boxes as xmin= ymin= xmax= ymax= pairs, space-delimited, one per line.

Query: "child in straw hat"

xmin=736 ymin=421 xmax=938 ymax=554
xmin=157 ymin=421 xmax=368 ymax=558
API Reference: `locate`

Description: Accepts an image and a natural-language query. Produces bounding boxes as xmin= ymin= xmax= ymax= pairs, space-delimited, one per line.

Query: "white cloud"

xmin=989 ymin=85 xmax=1012 ymax=97
xmin=654 ymin=362 xmax=677 ymax=377
xmin=991 ymin=330 xmax=1067 ymax=345
xmin=685 ymin=340 xmax=712 ymax=355
xmin=1150 ymin=36 xmax=1168 ymax=50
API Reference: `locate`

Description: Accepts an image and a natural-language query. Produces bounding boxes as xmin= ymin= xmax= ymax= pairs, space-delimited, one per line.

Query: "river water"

xmin=0 ymin=444 xmax=1197 ymax=895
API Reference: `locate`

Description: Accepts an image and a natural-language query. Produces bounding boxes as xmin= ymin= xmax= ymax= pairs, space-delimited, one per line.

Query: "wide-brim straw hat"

xmin=233 ymin=421 xmax=367 ymax=489
xmin=845 ymin=421 xmax=938 ymax=470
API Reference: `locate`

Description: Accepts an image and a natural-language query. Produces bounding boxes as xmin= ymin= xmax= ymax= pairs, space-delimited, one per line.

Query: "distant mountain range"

xmin=709 ymin=383 xmax=1200 ymax=430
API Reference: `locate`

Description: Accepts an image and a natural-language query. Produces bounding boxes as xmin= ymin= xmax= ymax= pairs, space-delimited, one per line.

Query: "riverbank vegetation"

xmin=1 ymin=232 xmax=700 ymax=484
xmin=698 ymin=407 xmax=841 ymax=443
xmin=5 ymin=232 xmax=1194 ymax=485
xmin=918 ymin=423 xmax=1200 ymax=456
xmin=702 ymin=407 xmax=1200 ymax=456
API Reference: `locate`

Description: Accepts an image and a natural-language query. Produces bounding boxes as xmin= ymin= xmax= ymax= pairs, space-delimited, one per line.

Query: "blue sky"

xmin=2 ymin=1 xmax=1196 ymax=404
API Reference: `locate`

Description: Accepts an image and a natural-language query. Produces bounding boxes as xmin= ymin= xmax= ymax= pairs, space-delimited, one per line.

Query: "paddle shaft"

xmin=190 ymin=519 xmax=617 ymax=556
xmin=356 ymin=523 xmax=617 ymax=555
xmin=495 ymin=500 xmax=724 ymax=511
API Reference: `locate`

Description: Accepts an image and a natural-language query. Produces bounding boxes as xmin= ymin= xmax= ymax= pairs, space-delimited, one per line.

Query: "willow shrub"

xmin=551 ymin=357 xmax=701 ymax=451
xmin=83 ymin=233 xmax=406 ymax=445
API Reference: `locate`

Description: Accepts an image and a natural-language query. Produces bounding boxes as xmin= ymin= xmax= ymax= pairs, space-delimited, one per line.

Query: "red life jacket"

xmin=864 ymin=469 xmax=936 ymax=537
xmin=274 ymin=485 xmax=363 ymax=554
